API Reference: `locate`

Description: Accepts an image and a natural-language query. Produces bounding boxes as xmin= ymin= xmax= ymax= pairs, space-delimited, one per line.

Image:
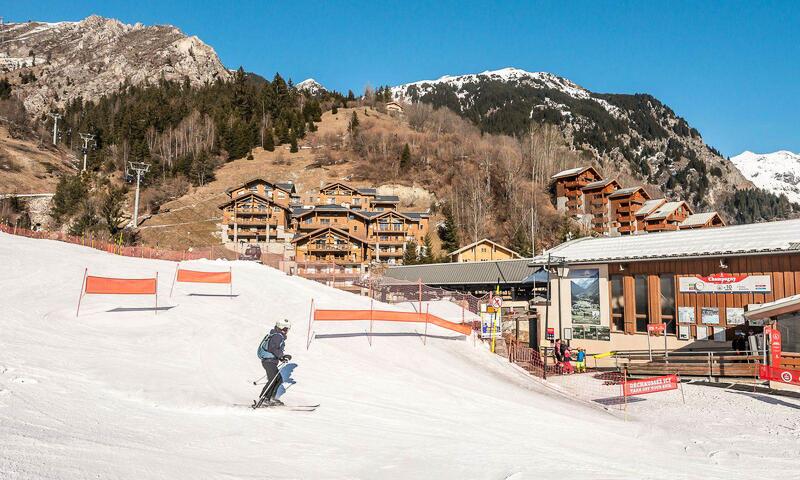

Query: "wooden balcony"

xmin=308 ymin=243 xmax=355 ymax=252
xmin=376 ymin=250 xmax=403 ymax=257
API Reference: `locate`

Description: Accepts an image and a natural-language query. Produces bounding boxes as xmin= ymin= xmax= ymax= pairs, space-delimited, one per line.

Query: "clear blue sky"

xmin=3 ymin=0 xmax=799 ymax=156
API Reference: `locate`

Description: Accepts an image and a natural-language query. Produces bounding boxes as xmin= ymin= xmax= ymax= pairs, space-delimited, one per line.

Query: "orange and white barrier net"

xmin=170 ymin=265 xmax=233 ymax=297
xmin=76 ymin=268 xmax=158 ymax=316
xmin=306 ymin=303 xmax=472 ymax=349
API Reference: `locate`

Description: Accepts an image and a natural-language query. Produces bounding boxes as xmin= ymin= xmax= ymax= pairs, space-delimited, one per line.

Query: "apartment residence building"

xmin=219 ymin=179 xmax=429 ymax=269
xmin=551 ymin=166 xmax=724 ymax=236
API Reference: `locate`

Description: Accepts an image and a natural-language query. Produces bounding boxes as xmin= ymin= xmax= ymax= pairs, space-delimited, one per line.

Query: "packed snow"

xmin=1 ymin=232 xmax=799 ymax=479
xmin=731 ymin=150 xmax=800 ymax=205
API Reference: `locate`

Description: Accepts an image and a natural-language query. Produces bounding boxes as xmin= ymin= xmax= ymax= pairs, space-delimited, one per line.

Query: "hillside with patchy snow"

xmin=2 ymin=233 xmax=800 ymax=478
xmin=392 ymin=67 xmax=752 ymax=213
xmin=731 ymin=150 xmax=800 ymax=205
xmin=295 ymin=78 xmax=326 ymax=95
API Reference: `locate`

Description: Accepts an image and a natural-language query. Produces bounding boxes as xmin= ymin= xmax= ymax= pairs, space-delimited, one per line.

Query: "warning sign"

xmin=623 ymin=374 xmax=679 ymax=397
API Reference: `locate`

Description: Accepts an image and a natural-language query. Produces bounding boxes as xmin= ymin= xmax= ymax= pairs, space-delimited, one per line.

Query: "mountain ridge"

xmin=1 ymin=15 xmax=231 ymax=119
xmin=391 ymin=66 xmax=753 ymax=217
xmin=731 ymin=150 xmax=800 ymax=205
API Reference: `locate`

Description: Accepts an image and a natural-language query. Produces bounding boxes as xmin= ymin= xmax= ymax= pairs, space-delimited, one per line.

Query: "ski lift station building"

xmin=387 ymin=218 xmax=800 ymax=367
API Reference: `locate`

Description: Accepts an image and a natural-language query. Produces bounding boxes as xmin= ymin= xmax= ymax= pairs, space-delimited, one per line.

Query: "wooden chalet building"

xmin=220 ymin=179 xmax=429 ymax=269
xmin=642 ymin=201 xmax=692 ymax=232
xmin=608 ymin=186 xmax=650 ymax=235
xmin=551 ymin=166 xmax=722 ymax=237
xmin=581 ymin=179 xmax=621 ymax=235
xmin=448 ymin=238 xmax=523 ymax=263
xmin=530 ymin=218 xmax=800 ymax=371
xmin=552 ymin=166 xmax=602 ymax=216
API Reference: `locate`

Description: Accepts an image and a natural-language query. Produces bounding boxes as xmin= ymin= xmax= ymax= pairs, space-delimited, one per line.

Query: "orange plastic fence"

xmin=314 ymin=309 xmax=472 ymax=336
xmin=176 ymin=269 xmax=232 ymax=284
xmin=85 ymin=276 xmax=157 ymax=295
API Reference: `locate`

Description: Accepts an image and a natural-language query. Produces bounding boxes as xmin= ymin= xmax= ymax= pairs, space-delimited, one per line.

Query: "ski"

xmin=236 ymin=403 xmax=319 ymax=412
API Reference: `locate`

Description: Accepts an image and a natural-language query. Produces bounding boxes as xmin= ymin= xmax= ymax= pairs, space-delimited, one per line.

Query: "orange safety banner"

xmin=176 ymin=269 xmax=232 ymax=284
xmin=623 ymin=374 xmax=678 ymax=397
xmin=314 ymin=309 xmax=472 ymax=336
xmin=85 ymin=276 xmax=157 ymax=295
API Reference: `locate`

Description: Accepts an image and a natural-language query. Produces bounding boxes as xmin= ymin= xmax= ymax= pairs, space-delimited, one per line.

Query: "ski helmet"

xmin=275 ymin=318 xmax=291 ymax=330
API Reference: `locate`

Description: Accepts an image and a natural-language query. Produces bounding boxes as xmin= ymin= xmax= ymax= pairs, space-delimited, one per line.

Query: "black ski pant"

xmin=259 ymin=359 xmax=281 ymax=400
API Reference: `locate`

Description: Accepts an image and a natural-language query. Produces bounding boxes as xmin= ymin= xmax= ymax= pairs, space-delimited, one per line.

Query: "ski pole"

xmin=251 ymin=373 xmax=267 ymax=385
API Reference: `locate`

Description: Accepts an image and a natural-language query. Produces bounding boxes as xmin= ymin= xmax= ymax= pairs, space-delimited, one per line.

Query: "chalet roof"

xmin=217 ymin=192 xmax=290 ymax=211
xmin=680 ymin=212 xmax=722 ymax=228
xmin=581 ymin=178 xmax=619 ymax=191
xmin=225 ymin=177 xmax=294 ymax=195
xmin=403 ymin=212 xmax=430 ymax=220
xmin=373 ymin=195 xmax=400 ymax=203
xmin=357 ymin=188 xmax=377 ymax=196
xmin=529 ymin=218 xmax=800 ymax=265
xmin=291 ymin=226 xmax=372 ymax=245
xmin=292 ymin=204 xmax=352 ymax=218
xmin=745 ymin=294 xmax=800 ymax=321
xmin=608 ymin=186 xmax=649 ymax=199
xmin=646 ymin=201 xmax=690 ymax=220
xmin=274 ymin=182 xmax=296 ymax=194
xmin=320 ymin=182 xmax=360 ymax=193
xmin=635 ymin=199 xmax=667 ymax=217
xmin=384 ymin=259 xmax=535 ymax=286
xmin=551 ymin=166 xmax=596 ymax=180
xmin=447 ymin=238 xmax=522 ymax=258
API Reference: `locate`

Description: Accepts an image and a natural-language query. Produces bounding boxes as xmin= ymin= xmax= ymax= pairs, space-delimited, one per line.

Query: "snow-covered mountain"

xmin=0 ymin=15 xmax=230 ymax=118
xmin=731 ymin=151 xmax=800 ymax=204
xmin=295 ymin=78 xmax=326 ymax=95
xmin=392 ymin=67 xmax=753 ymax=213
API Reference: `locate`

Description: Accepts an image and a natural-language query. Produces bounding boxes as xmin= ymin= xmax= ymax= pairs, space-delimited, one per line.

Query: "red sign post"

xmin=647 ymin=323 xmax=666 ymax=334
xmin=759 ymin=365 xmax=800 ymax=386
xmin=623 ymin=374 xmax=679 ymax=397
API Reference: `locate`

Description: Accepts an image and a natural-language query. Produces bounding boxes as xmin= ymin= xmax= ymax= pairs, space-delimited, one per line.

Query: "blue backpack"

xmin=257 ymin=332 xmax=281 ymax=360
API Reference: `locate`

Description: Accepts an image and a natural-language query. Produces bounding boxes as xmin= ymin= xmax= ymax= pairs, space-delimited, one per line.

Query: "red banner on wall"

xmin=765 ymin=326 xmax=782 ymax=368
xmin=759 ymin=365 xmax=800 ymax=386
xmin=647 ymin=323 xmax=666 ymax=334
xmin=623 ymin=374 xmax=679 ymax=397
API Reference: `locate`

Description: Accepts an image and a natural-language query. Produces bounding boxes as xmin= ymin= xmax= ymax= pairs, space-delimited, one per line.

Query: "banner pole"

xmin=369 ymin=299 xmax=374 ymax=347
xmin=647 ymin=330 xmax=652 ymax=362
xmin=229 ymin=266 xmax=233 ymax=299
xmin=679 ymin=375 xmax=686 ymax=405
xmin=155 ymin=272 xmax=159 ymax=315
xmin=170 ymin=263 xmax=179 ymax=297
xmin=306 ymin=299 xmax=314 ymax=350
xmin=424 ymin=305 xmax=429 ymax=346
xmin=76 ymin=267 xmax=87 ymax=317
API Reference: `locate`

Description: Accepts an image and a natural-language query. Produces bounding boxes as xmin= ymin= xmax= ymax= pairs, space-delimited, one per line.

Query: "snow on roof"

xmin=680 ymin=212 xmax=720 ymax=228
xmin=608 ymin=186 xmax=646 ymax=198
xmin=530 ymin=218 xmax=800 ymax=264
xmin=581 ymin=178 xmax=618 ymax=190
xmin=551 ymin=166 xmax=592 ymax=179
xmin=635 ymin=199 xmax=666 ymax=217
xmin=646 ymin=201 xmax=688 ymax=220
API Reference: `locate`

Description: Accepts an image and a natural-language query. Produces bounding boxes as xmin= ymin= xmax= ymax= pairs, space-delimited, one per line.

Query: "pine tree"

xmin=347 ymin=90 xmax=355 ymax=101
xmin=289 ymin=131 xmax=298 ymax=153
xmin=438 ymin=202 xmax=460 ymax=257
xmin=508 ymin=227 xmax=532 ymax=257
xmin=263 ymin=128 xmax=275 ymax=151
xmin=419 ymin=234 xmax=435 ymax=264
xmin=331 ymin=104 xmax=338 ymax=115
xmin=403 ymin=240 xmax=419 ymax=265
xmin=400 ymin=143 xmax=411 ymax=169
xmin=348 ymin=112 xmax=360 ymax=137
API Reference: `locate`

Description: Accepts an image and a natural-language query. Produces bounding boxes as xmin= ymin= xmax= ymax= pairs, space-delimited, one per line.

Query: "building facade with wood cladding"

xmin=529 ymin=219 xmax=800 ymax=358
xmin=219 ymin=179 xmax=429 ymax=268
xmin=551 ymin=166 xmax=724 ymax=235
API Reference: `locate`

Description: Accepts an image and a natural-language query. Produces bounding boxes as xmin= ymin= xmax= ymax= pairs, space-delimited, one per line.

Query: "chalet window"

xmin=249 ymin=186 xmax=257 ymax=193
xmin=610 ymin=275 xmax=624 ymax=332
xmin=278 ymin=192 xmax=286 ymax=199
xmin=353 ymin=198 xmax=361 ymax=205
xmin=321 ymin=218 xmax=330 ymax=224
xmin=634 ymin=275 xmax=649 ymax=332
xmin=660 ymin=274 xmax=676 ymax=334
xmin=327 ymin=198 xmax=334 ymax=204
xmin=353 ymin=226 xmax=358 ymax=231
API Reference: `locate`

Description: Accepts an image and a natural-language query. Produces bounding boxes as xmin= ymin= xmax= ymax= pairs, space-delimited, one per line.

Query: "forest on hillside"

xmin=36 ymin=69 xmax=344 ymax=237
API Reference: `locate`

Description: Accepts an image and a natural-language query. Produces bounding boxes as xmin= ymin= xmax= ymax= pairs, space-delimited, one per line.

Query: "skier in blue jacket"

xmin=257 ymin=319 xmax=292 ymax=406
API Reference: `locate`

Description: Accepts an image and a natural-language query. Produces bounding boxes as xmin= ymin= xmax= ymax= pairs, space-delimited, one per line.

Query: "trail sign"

xmin=545 ymin=327 xmax=555 ymax=341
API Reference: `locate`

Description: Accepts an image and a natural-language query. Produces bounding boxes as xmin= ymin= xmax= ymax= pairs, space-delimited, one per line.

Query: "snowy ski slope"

xmin=0 ymin=233 xmax=794 ymax=479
